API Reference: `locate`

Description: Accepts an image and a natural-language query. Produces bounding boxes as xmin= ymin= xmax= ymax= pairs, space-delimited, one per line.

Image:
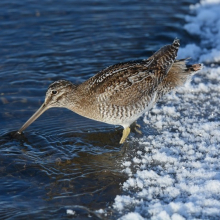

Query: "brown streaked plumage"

xmin=17 ymin=39 xmax=203 ymax=143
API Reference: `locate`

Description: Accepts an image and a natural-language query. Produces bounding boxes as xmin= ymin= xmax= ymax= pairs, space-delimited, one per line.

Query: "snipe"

xmin=17 ymin=39 xmax=203 ymax=143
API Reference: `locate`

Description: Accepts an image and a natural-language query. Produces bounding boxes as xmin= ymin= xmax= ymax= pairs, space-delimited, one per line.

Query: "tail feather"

xmin=155 ymin=60 xmax=203 ymax=101
xmin=186 ymin=63 xmax=203 ymax=72
xmin=168 ymin=60 xmax=203 ymax=88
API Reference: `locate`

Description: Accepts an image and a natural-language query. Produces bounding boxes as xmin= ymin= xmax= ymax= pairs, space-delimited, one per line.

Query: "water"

xmin=0 ymin=0 xmax=199 ymax=219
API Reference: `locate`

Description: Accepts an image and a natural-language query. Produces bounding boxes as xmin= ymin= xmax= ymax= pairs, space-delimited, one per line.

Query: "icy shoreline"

xmin=113 ymin=0 xmax=220 ymax=219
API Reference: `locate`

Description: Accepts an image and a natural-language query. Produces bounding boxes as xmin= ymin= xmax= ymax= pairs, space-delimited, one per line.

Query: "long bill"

xmin=17 ymin=103 xmax=48 ymax=134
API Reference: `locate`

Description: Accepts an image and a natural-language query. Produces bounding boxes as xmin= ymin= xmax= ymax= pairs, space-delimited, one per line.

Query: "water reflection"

xmin=0 ymin=127 xmax=131 ymax=219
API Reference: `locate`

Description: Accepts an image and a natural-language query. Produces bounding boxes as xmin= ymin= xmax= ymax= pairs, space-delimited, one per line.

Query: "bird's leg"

xmin=119 ymin=127 xmax=131 ymax=144
xmin=134 ymin=122 xmax=142 ymax=134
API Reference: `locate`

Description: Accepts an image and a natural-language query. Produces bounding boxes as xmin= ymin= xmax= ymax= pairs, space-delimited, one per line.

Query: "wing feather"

xmin=80 ymin=39 xmax=180 ymax=106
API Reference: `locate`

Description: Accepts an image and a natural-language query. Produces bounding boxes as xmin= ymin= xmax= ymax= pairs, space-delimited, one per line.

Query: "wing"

xmin=81 ymin=39 xmax=180 ymax=106
xmin=86 ymin=58 xmax=155 ymax=93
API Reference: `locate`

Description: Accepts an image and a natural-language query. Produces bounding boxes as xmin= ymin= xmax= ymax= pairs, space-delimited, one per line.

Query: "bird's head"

xmin=45 ymin=80 xmax=74 ymax=107
xmin=17 ymin=80 xmax=76 ymax=134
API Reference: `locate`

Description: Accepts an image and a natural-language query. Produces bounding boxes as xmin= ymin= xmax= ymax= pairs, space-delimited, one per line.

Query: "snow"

xmin=66 ymin=209 xmax=75 ymax=215
xmin=179 ymin=0 xmax=220 ymax=63
xmin=113 ymin=0 xmax=220 ymax=219
xmin=119 ymin=212 xmax=144 ymax=220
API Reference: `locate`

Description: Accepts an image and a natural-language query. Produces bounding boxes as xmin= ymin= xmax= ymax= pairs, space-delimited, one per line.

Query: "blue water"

xmin=0 ymin=0 xmax=198 ymax=219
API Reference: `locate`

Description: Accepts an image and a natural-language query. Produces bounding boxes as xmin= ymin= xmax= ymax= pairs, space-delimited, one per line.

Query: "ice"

xmin=66 ymin=209 xmax=75 ymax=215
xmin=113 ymin=0 xmax=220 ymax=219
xmin=180 ymin=0 xmax=220 ymax=63
xmin=178 ymin=44 xmax=201 ymax=61
xmin=119 ymin=212 xmax=145 ymax=220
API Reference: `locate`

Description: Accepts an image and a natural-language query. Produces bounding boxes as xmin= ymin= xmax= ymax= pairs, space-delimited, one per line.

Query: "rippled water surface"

xmin=0 ymin=0 xmax=198 ymax=219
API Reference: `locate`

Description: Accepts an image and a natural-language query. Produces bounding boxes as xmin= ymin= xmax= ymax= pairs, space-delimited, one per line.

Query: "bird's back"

xmin=80 ymin=39 xmax=179 ymax=104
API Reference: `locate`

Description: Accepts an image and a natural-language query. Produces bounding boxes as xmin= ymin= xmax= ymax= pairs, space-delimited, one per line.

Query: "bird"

xmin=17 ymin=39 xmax=203 ymax=143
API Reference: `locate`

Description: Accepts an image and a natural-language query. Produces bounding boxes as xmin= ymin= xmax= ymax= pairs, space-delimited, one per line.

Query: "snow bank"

xmin=113 ymin=0 xmax=220 ymax=219
xmin=179 ymin=0 xmax=220 ymax=63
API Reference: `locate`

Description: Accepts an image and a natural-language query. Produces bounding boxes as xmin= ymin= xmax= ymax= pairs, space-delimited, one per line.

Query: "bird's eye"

xmin=52 ymin=90 xmax=57 ymax=95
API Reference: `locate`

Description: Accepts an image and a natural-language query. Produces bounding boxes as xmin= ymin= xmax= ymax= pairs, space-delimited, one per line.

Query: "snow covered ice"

xmin=179 ymin=0 xmax=220 ymax=63
xmin=112 ymin=0 xmax=220 ymax=219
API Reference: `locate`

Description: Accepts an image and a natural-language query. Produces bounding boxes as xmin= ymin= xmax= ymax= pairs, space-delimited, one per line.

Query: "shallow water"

xmin=0 ymin=0 xmax=199 ymax=219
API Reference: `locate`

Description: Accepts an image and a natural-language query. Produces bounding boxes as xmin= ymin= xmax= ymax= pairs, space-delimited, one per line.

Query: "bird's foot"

xmin=119 ymin=127 xmax=130 ymax=144
xmin=135 ymin=126 xmax=142 ymax=134
xmin=134 ymin=122 xmax=142 ymax=134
